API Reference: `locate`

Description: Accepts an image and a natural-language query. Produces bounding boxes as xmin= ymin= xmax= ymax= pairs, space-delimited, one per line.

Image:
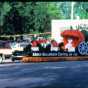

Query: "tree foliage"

xmin=0 ymin=2 xmax=88 ymax=35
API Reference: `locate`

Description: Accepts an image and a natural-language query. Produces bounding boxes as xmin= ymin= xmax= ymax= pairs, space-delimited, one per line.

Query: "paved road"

xmin=0 ymin=61 xmax=88 ymax=88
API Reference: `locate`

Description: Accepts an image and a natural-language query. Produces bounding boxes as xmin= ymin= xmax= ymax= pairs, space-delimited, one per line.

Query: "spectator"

xmin=24 ymin=44 xmax=32 ymax=55
xmin=51 ymin=40 xmax=58 ymax=47
xmin=58 ymin=42 xmax=65 ymax=52
xmin=31 ymin=40 xmax=37 ymax=47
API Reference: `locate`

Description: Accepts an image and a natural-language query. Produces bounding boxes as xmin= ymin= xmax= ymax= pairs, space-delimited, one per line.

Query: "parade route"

xmin=0 ymin=61 xmax=88 ymax=88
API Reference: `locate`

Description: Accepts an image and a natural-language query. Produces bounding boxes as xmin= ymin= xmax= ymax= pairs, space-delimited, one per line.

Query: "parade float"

xmin=20 ymin=30 xmax=87 ymax=63
xmin=11 ymin=20 xmax=88 ymax=63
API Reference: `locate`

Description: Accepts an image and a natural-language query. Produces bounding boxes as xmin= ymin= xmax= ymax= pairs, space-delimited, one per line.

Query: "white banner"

xmin=51 ymin=19 xmax=88 ymax=43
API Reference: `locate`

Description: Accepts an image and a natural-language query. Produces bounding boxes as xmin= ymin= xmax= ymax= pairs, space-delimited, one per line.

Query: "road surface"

xmin=0 ymin=61 xmax=88 ymax=88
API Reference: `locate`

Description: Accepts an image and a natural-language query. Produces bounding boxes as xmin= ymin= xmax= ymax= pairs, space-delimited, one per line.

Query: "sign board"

xmin=51 ymin=20 xmax=88 ymax=43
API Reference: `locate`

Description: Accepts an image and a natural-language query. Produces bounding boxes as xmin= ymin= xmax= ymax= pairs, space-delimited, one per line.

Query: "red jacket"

xmin=51 ymin=41 xmax=58 ymax=47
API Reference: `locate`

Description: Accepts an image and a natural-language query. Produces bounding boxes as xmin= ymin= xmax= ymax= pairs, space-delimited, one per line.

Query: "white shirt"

xmin=65 ymin=43 xmax=75 ymax=52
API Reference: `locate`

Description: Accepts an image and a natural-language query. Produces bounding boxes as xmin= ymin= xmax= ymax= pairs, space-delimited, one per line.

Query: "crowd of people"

xmin=0 ymin=34 xmax=77 ymax=53
xmin=23 ymin=36 xmax=67 ymax=54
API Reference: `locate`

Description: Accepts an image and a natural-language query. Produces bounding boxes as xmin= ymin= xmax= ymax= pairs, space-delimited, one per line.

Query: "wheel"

xmin=86 ymin=42 xmax=88 ymax=55
xmin=78 ymin=41 xmax=87 ymax=55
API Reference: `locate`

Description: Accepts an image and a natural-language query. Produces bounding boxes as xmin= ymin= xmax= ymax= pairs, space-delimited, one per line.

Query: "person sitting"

xmin=44 ymin=40 xmax=51 ymax=52
xmin=51 ymin=40 xmax=58 ymax=52
xmin=65 ymin=38 xmax=75 ymax=52
xmin=58 ymin=42 xmax=65 ymax=52
xmin=23 ymin=43 xmax=32 ymax=55
xmin=37 ymin=43 xmax=43 ymax=52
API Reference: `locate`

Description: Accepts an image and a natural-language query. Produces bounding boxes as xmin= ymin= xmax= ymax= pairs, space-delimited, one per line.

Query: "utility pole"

xmin=71 ymin=2 xmax=75 ymax=20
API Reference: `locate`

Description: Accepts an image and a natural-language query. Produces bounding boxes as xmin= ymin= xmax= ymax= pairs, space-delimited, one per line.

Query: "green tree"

xmin=0 ymin=2 xmax=11 ymax=26
xmin=74 ymin=2 xmax=88 ymax=19
xmin=3 ymin=7 xmax=24 ymax=34
xmin=0 ymin=2 xmax=65 ymax=35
